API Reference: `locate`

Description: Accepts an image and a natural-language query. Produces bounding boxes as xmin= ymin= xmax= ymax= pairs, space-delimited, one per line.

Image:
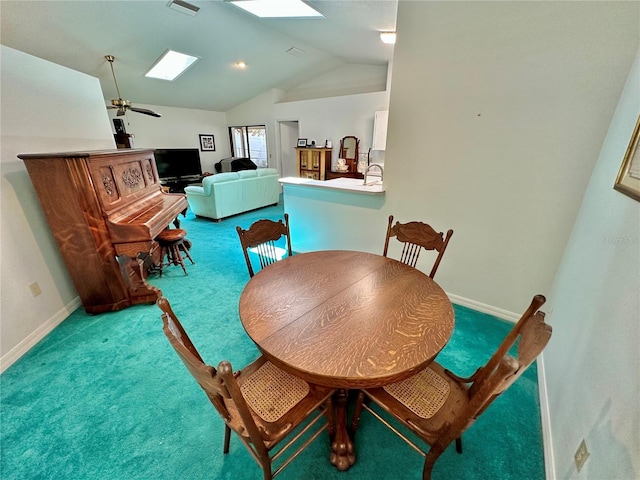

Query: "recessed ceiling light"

xmin=145 ymin=50 xmax=199 ymax=81
xmin=380 ymin=32 xmax=396 ymax=45
xmin=235 ymin=61 xmax=247 ymax=69
xmin=227 ymin=0 xmax=323 ymax=18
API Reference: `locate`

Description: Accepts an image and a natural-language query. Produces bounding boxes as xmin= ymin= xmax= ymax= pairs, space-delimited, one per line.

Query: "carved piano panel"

xmin=19 ymin=149 xmax=188 ymax=314
xmin=89 ymin=151 xmax=159 ymax=214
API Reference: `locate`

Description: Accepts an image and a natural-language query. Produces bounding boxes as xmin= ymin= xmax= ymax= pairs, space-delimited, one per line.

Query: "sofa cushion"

xmin=208 ymin=172 xmax=239 ymax=183
xmin=237 ymin=169 xmax=258 ymax=179
xmin=257 ymin=168 xmax=279 ymax=177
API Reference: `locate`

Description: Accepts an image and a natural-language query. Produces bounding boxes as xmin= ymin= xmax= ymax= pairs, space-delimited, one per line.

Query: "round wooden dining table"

xmin=238 ymin=250 xmax=455 ymax=471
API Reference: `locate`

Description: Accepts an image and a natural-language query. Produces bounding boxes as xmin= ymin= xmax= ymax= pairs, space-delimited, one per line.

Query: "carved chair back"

xmin=383 ymin=215 xmax=454 ymax=278
xmin=236 ymin=214 xmax=292 ymax=277
xmin=443 ymin=295 xmax=552 ymax=443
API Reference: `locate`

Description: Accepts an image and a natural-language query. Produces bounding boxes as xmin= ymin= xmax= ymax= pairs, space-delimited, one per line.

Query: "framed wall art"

xmin=199 ymin=134 xmax=215 ymax=151
xmin=614 ymin=115 xmax=640 ymax=202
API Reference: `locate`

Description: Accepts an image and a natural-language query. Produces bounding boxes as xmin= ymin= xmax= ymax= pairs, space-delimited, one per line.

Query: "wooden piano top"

xmin=18 ymin=148 xmax=154 ymax=160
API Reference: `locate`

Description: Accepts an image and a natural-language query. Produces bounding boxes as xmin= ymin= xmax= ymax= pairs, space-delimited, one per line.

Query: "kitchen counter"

xmin=279 ymin=176 xmax=385 ymax=194
xmin=279 ymin=176 xmax=386 ymax=253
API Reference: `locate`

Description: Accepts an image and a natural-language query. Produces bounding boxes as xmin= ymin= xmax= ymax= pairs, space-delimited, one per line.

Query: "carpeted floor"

xmin=0 ymin=198 xmax=545 ymax=479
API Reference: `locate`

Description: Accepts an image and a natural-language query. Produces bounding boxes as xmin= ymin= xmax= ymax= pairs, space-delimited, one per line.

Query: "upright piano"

xmin=19 ymin=149 xmax=189 ymax=314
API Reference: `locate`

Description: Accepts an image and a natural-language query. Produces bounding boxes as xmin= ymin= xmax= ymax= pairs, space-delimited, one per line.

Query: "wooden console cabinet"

xmin=296 ymin=147 xmax=331 ymax=180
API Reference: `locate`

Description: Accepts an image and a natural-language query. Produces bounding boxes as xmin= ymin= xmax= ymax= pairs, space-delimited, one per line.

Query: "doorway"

xmin=276 ymin=120 xmax=299 ymax=178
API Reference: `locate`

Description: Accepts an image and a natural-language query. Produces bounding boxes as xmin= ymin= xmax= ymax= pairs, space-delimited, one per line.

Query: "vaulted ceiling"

xmin=1 ymin=0 xmax=397 ymax=112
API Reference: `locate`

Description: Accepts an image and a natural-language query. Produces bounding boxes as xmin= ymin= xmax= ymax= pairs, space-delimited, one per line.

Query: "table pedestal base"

xmin=329 ymin=389 xmax=355 ymax=470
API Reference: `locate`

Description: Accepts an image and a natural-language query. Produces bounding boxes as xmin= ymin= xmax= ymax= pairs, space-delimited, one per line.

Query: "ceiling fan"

xmin=105 ymin=55 xmax=161 ymax=118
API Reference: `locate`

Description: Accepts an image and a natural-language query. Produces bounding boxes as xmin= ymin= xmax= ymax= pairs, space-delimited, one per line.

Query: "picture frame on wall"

xmin=199 ymin=134 xmax=215 ymax=151
xmin=614 ymin=115 xmax=640 ymax=202
xmin=297 ymin=138 xmax=307 ymax=147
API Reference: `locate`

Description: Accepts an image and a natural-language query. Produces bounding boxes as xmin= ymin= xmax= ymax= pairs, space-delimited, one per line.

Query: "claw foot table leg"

xmin=330 ymin=389 xmax=356 ymax=470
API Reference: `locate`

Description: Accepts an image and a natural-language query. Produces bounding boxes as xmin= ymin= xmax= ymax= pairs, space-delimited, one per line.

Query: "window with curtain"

xmin=229 ymin=125 xmax=268 ymax=168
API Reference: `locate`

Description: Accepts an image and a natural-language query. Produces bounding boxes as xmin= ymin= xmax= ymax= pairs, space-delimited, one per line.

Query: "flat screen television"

xmin=154 ymin=148 xmax=202 ymax=180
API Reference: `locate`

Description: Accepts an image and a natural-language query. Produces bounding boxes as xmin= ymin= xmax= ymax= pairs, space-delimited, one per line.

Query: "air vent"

xmin=167 ymin=0 xmax=200 ymax=16
xmin=287 ymin=47 xmax=305 ymax=57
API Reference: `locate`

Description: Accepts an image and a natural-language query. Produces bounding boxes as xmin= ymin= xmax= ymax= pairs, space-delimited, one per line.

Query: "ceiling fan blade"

xmin=104 ymin=55 xmax=160 ymax=119
xmin=130 ymin=106 xmax=162 ymax=118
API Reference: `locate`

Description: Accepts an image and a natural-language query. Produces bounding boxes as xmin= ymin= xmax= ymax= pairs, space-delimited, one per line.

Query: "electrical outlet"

xmin=28 ymin=282 xmax=42 ymax=297
xmin=574 ymin=438 xmax=590 ymax=472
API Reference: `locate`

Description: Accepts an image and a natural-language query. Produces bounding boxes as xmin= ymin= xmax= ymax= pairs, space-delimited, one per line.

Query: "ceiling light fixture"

xmin=145 ymin=50 xmax=199 ymax=81
xmin=380 ymin=32 xmax=397 ymax=45
xmin=227 ymin=0 xmax=323 ymax=18
xmin=235 ymin=61 xmax=247 ymax=69
xmin=166 ymin=0 xmax=200 ymax=16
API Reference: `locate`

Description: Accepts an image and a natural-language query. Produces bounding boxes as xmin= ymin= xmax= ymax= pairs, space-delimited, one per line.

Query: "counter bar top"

xmin=279 ymin=176 xmax=385 ymax=194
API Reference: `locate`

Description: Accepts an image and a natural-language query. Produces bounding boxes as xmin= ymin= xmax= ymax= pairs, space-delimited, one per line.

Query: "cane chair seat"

xmin=240 ymin=360 xmax=310 ymax=422
xmin=383 ymin=366 xmax=451 ymax=420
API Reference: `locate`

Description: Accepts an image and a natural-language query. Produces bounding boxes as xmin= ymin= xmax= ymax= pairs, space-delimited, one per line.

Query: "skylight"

xmin=227 ymin=0 xmax=323 ymax=18
xmin=145 ymin=50 xmax=199 ymax=81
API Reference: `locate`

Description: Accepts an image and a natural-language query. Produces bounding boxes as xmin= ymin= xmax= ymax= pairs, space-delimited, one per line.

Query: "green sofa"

xmin=184 ymin=168 xmax=279 ymax=221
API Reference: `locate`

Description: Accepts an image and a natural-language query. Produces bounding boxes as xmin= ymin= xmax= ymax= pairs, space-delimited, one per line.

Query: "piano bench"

xmin=156 ymin=228 xmax=195 ymax=276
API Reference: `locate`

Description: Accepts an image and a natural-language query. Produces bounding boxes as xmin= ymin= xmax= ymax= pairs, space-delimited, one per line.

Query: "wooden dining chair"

xmin=236 ymin=213 xmax=292 ymax=277
xmin=157 ymin=297 xmax=335 ymax=480
xmin=351 ymin=295 xmax=552 ymax=480
xmin=383 ymin=215 xmax=453 ymax=278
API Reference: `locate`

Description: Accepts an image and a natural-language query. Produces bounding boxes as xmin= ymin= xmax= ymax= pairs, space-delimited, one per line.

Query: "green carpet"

xmin=0 ymin=198 xmax=545 ymax=479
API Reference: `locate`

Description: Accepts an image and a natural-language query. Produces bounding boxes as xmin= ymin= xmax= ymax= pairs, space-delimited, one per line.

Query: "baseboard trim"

xmin=446 ymin=292 xmax=520 ymax=322
xmin=0 ymin=297 xmax=81 ymax=374
xmin=537 ymin=352 xmax=556 ymax=480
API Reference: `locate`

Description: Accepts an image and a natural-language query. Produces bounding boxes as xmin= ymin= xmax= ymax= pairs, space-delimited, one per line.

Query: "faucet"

xmin=364 ymin=163 xmax=384 ymax=185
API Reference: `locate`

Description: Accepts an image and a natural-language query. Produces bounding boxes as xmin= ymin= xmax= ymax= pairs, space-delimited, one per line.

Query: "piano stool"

xmin=156 ymin=228 xmax=195 ymax=276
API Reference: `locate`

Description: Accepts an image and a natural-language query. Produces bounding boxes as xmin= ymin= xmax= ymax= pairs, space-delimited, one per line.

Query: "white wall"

xmin=0 ymin=46 xmax=115 ymax=370
xmin=384 ymin=1 xmax=639 ymax=315
xmin=544 ymin=49 xmax=640 ymax=480
xmin=107 ymin=104 xmax=229 ymax=174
